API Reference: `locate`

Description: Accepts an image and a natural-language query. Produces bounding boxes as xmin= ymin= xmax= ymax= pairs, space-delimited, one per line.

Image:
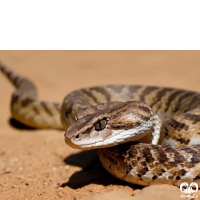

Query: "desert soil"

xmin=0 ymin=51 xmax=200 ymax=200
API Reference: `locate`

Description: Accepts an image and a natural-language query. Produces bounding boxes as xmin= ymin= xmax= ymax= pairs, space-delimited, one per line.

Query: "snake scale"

xmin=1 ymin=62 xmax=200 ymax=187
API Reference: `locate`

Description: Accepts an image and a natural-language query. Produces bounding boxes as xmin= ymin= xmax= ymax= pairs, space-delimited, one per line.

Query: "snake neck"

xmin=136 ymin=114 xmax=161 ymax=145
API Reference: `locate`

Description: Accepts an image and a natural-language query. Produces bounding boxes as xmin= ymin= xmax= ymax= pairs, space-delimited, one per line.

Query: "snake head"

xmin=64 ymin=101 xmax=157 ymax=150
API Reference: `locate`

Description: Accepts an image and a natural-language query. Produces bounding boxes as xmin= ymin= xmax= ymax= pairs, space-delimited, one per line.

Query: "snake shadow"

xmin=8 ymin=118 xmax=142 ymax=190
xmin=9 ymin=117 xmax=36 ymax=130
xmin=61 ymin=149 xmax=143 ymax=190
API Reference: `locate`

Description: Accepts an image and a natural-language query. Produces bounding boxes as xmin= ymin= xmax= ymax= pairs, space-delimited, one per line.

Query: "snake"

xmin=1 ymin=62 xmax=200 ymax=188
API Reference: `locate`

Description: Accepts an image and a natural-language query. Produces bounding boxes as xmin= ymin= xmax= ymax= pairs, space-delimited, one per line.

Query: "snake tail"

xmin=0 ymin=62 xmax=63 ymax=129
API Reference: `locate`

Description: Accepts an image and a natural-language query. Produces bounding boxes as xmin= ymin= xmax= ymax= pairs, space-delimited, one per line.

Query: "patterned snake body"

xmin=1 ymin=63 xmax=200 ymax=187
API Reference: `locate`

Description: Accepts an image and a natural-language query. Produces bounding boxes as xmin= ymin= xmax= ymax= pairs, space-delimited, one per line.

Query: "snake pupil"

xmin=95 ymin=118 xmax=107 ymax=131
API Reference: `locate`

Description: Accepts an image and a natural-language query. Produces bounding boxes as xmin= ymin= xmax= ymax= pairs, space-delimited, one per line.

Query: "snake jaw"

xmin=65 ymin=119 xmax=158 ymax=150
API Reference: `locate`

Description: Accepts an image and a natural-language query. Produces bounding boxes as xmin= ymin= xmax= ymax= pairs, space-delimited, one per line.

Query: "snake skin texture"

xmin=1 ymin=62 xmax=200 ymax=187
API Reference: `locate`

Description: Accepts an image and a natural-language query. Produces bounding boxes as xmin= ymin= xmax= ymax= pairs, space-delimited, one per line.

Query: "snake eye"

xmin=94 ymin=118 xmax=107 ymax=131
xmin=75 ymin=135 xmax=79 ymax=140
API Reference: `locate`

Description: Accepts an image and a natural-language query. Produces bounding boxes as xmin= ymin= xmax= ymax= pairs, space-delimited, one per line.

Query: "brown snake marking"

xmin=1 ymin=62 xmax=200 ymax=187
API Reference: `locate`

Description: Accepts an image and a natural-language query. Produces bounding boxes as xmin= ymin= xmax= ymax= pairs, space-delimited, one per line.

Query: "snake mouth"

xmin=65 ymin=129 xmax=150 ymax=150
xmin=65 ymin=138 xmax=77 ymax=149
xmin=65 ymin=137 xmax=96 ymax=150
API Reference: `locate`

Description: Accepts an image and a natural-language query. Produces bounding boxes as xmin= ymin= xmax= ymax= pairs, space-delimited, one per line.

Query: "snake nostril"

xmin=75 ymin=135 xmax=79 ymax=140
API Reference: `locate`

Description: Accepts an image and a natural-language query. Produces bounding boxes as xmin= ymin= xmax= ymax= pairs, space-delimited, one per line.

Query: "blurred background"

xmin=1 ymin=50 xmax=200 ymax=129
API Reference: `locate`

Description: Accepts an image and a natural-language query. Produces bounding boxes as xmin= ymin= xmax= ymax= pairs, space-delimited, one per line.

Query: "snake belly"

xmin=1 ymin=62 xmax=200 ymax=187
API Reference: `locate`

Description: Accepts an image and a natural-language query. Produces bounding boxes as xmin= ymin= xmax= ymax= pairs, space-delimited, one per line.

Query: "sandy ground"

xmin=0 ymin=51 xmax=200 ymax=200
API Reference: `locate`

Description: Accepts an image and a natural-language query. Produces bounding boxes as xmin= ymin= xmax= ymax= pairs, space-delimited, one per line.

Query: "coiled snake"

xmin=1 ymin=62 xmax=200 ymax=187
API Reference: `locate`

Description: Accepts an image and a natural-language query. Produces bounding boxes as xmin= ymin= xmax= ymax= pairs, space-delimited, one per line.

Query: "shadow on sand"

xmin=9 ymin=118 xmax=36 ymax=130
xmin=61 ymin=149 xmax=142 ymax=190
xmin=9 ymin=117 xmax=142 ymax=190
